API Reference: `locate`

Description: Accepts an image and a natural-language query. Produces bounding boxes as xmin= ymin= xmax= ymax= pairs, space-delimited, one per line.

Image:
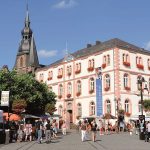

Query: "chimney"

xmin=96 ymin=41 xmax=101 ymax=45
xmin=87 ymin=44 xmax=92 ymax=48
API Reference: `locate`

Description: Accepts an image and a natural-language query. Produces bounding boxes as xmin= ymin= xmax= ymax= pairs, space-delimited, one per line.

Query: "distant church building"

xmin=14 ymin=7 xmax=40 ymax=73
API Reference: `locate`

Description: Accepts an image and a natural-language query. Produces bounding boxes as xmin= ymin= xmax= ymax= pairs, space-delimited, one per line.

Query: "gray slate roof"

xmin=37 ymin=38 xmax=150 ymax=70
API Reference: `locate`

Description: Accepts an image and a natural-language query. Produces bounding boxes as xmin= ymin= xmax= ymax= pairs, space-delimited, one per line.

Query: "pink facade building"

xmin=35 ymin=38 xmax=150 ymax=124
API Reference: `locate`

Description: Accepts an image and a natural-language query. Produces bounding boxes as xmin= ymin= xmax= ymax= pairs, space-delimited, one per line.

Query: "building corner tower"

xmin=14 ymin=6 xmax=39 ymax=74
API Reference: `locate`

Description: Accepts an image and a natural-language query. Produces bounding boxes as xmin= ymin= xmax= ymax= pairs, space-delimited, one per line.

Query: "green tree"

xmin=12 ymin=99 xmax=27 ymax=114
xmin=143 ymin=99 xmax=150 ymax=112
xmin=0 ymin=67 xmax=56 ymax=115
xmin=45 ymin=103 xmax=57 ymax=115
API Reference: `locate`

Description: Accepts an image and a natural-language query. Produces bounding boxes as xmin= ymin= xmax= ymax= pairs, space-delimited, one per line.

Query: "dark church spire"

xmin=14 ymin=5 xmax=39 ymax=73
xmin=25 ymin=4 xmax=29 ymax=26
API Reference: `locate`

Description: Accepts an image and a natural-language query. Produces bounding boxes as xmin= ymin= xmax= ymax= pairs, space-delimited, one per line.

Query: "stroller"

xmin=144 ymin=128 xmax=149 ymax=142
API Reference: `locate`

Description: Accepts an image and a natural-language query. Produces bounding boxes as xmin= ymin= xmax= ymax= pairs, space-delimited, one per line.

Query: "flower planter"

xmin=104 ymin=87 xmax=110 ymax=91
xmin=102 ymin=63 xmax=106 ymax=69
xmin=87 ymin=67 xmax=94 ymax=72
xmin=89 ymin=90 xmax=94 ymax=94
xmin=75 ymin=70 xmax=81 ymax=74
xmin=67 ymin=94 xmax=71 ymax=98
xmin=76 ymin=92 xmax=81 ymax=97
xmin=58 ymin=95 xmax=62 ymax=99
xmin=57 ymin=75 xmax=63 ymax=79
xmin=125 ymin=87 xmax=131 ymax=91
xmin=123 ymin=62 xmax=130 ymax=67
xmin=125 ymin=112 xmax=131 ymax=117
xmin=136 ymin=64 xmax=144 ymax=70
xmin=47 ymin=77 xmax=52 ymax=80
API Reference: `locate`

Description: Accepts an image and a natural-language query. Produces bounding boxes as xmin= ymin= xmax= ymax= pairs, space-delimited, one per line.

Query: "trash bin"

xmin=5 ymin=129 xmax=10 ymax=144
xmin=0 ymin=130 xmax=6 ymax=144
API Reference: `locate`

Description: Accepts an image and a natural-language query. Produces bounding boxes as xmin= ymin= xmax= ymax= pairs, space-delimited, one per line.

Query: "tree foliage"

xmin=12 ymin=99 xmax=27 ymax=114
xmin=143 ymin=99 xmax=150 ymax=111
xmin=45 ymin=103 xmax=57 ymax=115
xmin=0 ymin=67 xmax=56 ymax=115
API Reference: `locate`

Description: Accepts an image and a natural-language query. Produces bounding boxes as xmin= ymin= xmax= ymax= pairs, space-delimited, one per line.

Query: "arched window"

xmin=106 ymin=100 xmax=111 ymax=114
xmin=136 ymin=56 xmax=138 ymax=64
xmin=77 ymin=103 xmax=82 ymax=117
xmin=148 ymin=59 xmax=150 ymax=66
xmin=126 ymin=54 xmax=129 ymax=62
xmin=139 ymin=57 xmax=142 ymax=64
xmin=20 ymin=57 xmax=23 ymax=67
xmin=67 ymin=82 xmax=72 ymax=94
xmin=39 ymin=73 xmax=44 ymax=82
xmin=59 ymin=84 xmax=63 ymax=96
xmin=103 ymin=56 xmax=106 ymax=63
xmin=77 ymin=80 xmax=81 ymax=93
xmin=105 ymin=74 xmax=110 ymax=88
xmin=137 ymin=76 xmax=142 ymax=90
xmin=89 ymin=78 xmax=95 ymax=92
xmin=125 ymin=100 xmax=129 ymax=113
xmin=58 ymin=105 xmax=63 ymax=116
xmin=91 ymin=59 xmax=94 ymax=67
xmin=123 ymin=54 xmax=125 ymax=62
xmin=88 ymin=60 xmax=91 ymax=67
xmin=90 ymin=101 xmax=95 ymax=115
xmin=124 ymin=74 xmax=129 ymax=87
xmin=107 ymin=55 xmax=110 ymax=65
xmin=138 ymin=101 xmax=142 ymax=113
xmin=149 ymin=78 xmax=150 ymax=90
xmin=48 ymin=86 xmax=53 ymax=92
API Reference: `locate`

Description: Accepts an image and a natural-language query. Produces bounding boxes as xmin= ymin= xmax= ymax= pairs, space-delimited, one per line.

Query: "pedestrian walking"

xmin=91 ymin=119 xmax=97 ymax=142
xmin=45 ymin=120 xmax=51 ymax=143
xmin=62 ymin=121 xmax=67 ymax=135
xmin=81 ymin=120 xmax=87 ymax=142
xmin=36 ymin=118 xmax=43 ymax=144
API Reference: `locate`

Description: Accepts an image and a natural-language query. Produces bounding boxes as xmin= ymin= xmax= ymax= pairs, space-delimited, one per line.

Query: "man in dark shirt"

xmin=36 ymin=118 xmax=43 ymax=144
xmin=45 ymin=120 xmax=51 ymax=143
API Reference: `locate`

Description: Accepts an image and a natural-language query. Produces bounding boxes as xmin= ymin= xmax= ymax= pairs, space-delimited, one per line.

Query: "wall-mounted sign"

xmin=1 ymin=91 xmax=9 ymax=106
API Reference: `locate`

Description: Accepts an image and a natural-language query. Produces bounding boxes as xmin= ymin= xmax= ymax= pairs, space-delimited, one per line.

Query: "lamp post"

xmin=137 ymin=77 xmax=146 ymax=140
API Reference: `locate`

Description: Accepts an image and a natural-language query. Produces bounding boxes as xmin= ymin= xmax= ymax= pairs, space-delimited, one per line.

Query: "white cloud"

xmin=38 ymin=50 xmax=58 ymax=58
xmin=53 ymin=0 xmax=78 ymax=9
xmin=145 ymin=41 xmax=150 ymax=50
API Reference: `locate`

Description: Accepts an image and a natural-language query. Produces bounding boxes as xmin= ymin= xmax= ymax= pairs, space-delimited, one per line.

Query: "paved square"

xmin=0 ymin=130 xmax=150 ymax=150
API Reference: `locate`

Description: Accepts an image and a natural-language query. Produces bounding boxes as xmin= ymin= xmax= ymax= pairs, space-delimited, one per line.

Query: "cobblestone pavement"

xmin=0 ymin=130 xmax=150 ymax=150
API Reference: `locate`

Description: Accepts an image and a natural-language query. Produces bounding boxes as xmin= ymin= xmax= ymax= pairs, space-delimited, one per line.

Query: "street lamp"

xmin=137 ymin=76 xmax=148 ymax=140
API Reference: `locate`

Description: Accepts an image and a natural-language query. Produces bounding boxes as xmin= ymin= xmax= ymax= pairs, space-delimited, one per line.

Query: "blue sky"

xmin=1 ymin=0 xmax=150 ymax=69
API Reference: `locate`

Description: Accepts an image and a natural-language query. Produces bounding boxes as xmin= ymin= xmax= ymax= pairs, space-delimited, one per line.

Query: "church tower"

xmin=14 ymin=6 xmax=39 ymax=73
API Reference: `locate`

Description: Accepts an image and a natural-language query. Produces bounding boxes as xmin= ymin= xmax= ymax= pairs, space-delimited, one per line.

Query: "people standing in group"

xmin=91 ymin=119 xmax=97 ymax=142
xmin=80 ymin=120 xmax=87 ymax=142
xmin=62 ymin=121 xmax=67 ymax=135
